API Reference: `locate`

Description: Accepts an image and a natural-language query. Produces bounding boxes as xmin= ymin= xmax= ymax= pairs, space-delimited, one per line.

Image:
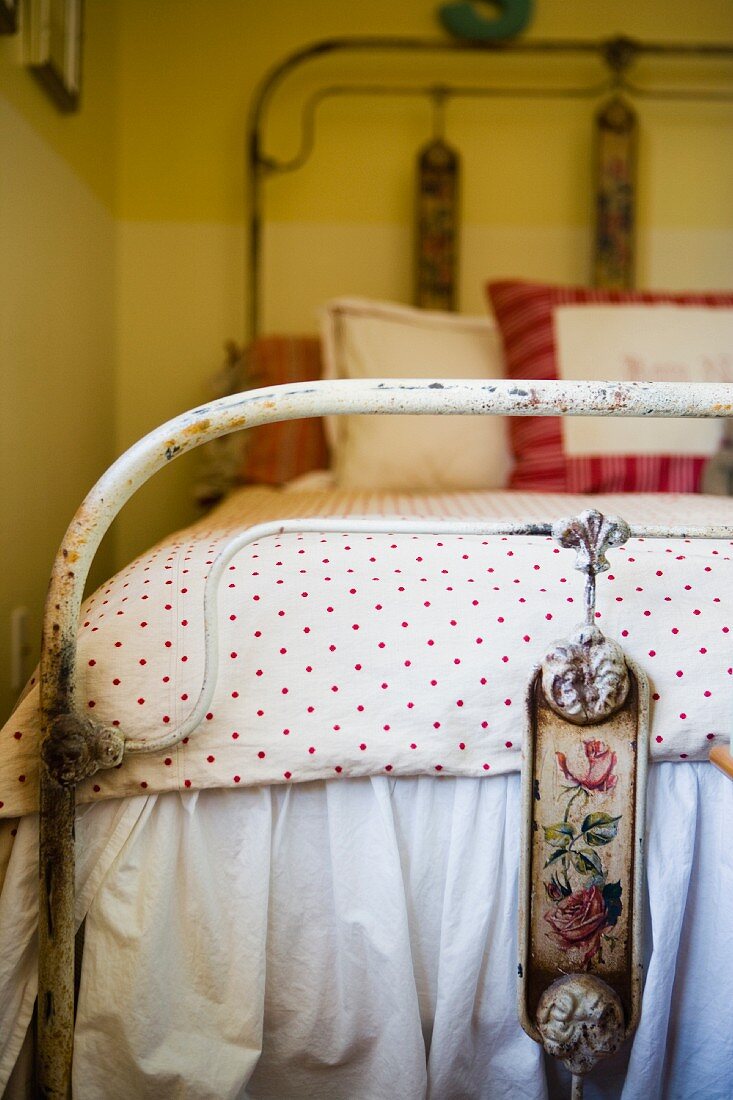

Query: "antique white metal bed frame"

xmin=31 ymin=25 xmax=733 ymax=1100
xmin=37 ymin=376 xmax=733 ymax=1098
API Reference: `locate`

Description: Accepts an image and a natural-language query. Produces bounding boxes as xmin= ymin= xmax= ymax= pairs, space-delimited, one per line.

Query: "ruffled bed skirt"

xmin=2 ymin=764 xmax=732 ymax=1099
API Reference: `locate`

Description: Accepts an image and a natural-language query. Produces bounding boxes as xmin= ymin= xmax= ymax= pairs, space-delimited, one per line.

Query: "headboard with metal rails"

xmin=247 ymin=34 xmax=733 ymax=335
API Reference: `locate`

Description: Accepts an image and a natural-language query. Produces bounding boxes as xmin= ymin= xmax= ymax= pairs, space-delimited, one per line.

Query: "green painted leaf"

xmin=571 ymin=848 xmax=603 ymax=876
xmin=544 ymin=849 xmax=568 ymax=869
xmin=550 ymin=872 xmax=572 ymax=899
xmin=544 ymin=822 xmax=575 ymax=848
xmin=603 ymin=880 xmax=623 ymax=926
xmin=585 ymin=829 xmax=618 ymax=847
xmin=581 ymin=812 xmax=621 ymax=832
xmin=581 ymin=813 xmax=621 ymax=846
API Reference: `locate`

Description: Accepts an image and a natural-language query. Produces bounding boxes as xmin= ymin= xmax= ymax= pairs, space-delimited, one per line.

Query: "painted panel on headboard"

xmin=415 ymin=136 xmax=460 ymax=310
xmin=593 ymin=96 xmax=637 ymax=289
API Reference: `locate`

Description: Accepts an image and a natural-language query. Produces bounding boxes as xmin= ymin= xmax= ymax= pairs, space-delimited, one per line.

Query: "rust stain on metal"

xmin=42 ymin=714 xmax=124 ymax=787
xmin=38 ymin=772 xmax=76 ymax=1098
xmin=183 ymin=418 xmax=211 ymax=436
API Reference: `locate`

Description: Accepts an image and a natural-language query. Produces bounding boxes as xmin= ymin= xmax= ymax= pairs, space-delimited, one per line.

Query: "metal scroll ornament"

xmin=519 ymin=511 xmax=649 ymax=1099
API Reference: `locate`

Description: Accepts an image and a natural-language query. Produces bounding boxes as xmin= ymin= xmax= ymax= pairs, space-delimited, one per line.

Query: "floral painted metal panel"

xmin=518 ymin=511 xmax=649 ymax=1095
xmin=528 ymin=672 xmax=640 ymax=1020
xmin=415 ymin=137 xmax=460 ymax=311
xmin=593 ymin=95 xmax=637 ymax=290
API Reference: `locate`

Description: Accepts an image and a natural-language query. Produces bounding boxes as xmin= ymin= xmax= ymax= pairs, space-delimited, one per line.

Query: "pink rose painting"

xmin=544 ymin=885 xmax=609 ymax=967
xmin=542 ymin=739 xmax=623 ymax=970
xmin=556 ymin=739 xmax=617 ymax=793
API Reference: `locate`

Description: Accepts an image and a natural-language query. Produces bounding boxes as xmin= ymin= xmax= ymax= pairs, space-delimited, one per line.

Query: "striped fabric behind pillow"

xmin=239 ymin=335 xmax=328 ymax=486
xmin=487 ymin=281 xmax=733 ymax=493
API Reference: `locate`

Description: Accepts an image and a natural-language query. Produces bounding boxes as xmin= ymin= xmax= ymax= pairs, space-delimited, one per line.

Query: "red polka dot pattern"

xmin=1 ymin=487 xmax=731 ymax=817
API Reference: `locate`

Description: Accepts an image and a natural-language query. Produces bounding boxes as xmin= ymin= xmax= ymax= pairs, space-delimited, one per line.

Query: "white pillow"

xmin=320 ymin=298 xmax=509 ymax=491
xmin=554 ymin=304 xmax=733 ymax=457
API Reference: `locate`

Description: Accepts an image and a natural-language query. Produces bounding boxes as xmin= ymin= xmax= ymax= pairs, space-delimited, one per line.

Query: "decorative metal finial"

xmin=540 ymin=625 xmax=630 ymax=726
xmin=536 ymin=973 xmax=626 ymax=1085
xmin=41 ymin=713 xmax=124 ymax=786
xmin=539 ymin=512 xmax=631 ymax=725
xmin=552 ymin=510 xmax=630 ymax=624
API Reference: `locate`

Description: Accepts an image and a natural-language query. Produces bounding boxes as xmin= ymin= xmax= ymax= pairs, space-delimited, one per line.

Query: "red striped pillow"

xmin=239 ymin=336 xmax=328 ymax=485
xmin=487 ymin=281 xmax=733 ymax=493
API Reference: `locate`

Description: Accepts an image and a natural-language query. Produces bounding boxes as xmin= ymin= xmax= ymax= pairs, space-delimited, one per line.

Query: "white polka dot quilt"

xmin=1 ymin=487 xmax=732 ymax=818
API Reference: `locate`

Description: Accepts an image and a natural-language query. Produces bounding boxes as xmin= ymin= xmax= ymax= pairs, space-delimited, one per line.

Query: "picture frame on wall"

xmin=0 ymin=0 xmax=20 ymax=35
xmin=26 ymin=0 xmax=83 ymax=112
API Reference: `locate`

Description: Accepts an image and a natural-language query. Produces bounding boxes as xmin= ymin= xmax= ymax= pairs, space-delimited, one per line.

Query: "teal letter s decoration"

xmin=439 ymin=0 xmax=534 ymax=42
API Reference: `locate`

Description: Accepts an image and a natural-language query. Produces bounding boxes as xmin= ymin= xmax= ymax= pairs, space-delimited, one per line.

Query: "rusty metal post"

xmin=38 ymin=553 xmax=124 ymax=1098
xmin=38 ymin=783 xmax=75 ymax=1098
xmin=38 ymin=567 xmax=78 ymax=1100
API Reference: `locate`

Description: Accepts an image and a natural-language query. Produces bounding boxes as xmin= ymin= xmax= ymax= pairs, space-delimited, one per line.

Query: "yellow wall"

xmin=0 ymin=1 xmax=118 ymax=721
xmin=115 ymin=0 xmax=733 ymax=224
xmin=113 ymin=0 xmax=733 ymax=566
xmin=0 ymin=0 xmax=118 ymax=207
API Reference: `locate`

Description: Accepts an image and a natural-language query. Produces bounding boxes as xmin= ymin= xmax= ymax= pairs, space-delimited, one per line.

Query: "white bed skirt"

xmin=2 ymin=763 xmax=732 ymax=1099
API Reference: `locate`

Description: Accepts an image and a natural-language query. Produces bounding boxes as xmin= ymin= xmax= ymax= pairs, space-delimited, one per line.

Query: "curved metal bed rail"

xmin=37 ymin=377 xmax=733 ymax=1096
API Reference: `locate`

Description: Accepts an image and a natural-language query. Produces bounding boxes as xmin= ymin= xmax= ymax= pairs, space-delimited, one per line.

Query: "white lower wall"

xmin=262 ymin=222 xmax=594 ymax=330
xmin=264 ymin=221 xmax=733 ymax=331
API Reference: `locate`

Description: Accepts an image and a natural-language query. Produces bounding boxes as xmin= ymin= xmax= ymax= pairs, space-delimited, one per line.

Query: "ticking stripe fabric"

xmin=487 ymin=280 xmax=733 ymax=493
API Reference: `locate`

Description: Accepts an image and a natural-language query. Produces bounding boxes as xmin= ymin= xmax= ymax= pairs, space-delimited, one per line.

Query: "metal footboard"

xmin=37 ymin=377 xmax=733 ymax=1097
